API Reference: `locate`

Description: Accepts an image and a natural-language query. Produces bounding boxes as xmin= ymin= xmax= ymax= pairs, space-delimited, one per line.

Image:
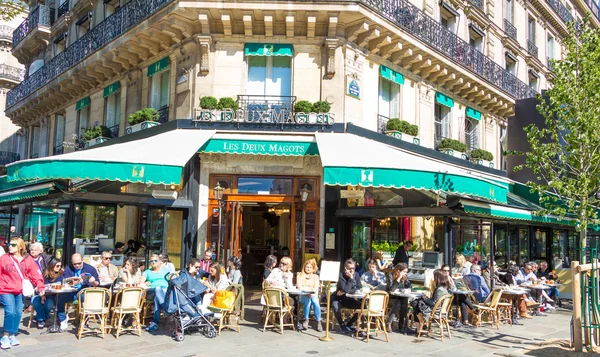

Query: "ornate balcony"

xmin=0 ymin=25 xmax=14 ymax=42
xmin=468 ymin=0 xmax=484 ymax=11
xmin=157 ymin=107 xmax=169 ymax=124
xmin=108 ymin=124 xmax=120 ymax=139
xmin=12 ymin=4 xmax=51 ymax=48
xmin=503 ymin=19 xmax=517 ymax=41
xmin=53 ymin=145 xmax=64 ymax=156
xmin=6 ymin=0 xmax=174 ymax=110
xmin=546 ymin=0 xmax=575 ymax=24
xmin=527 ymin=40 xmax=538 ymax=57
xmin=237 ymin=95 xmax=296 ymax=115
xmin=0 ymin=64 xmax=24 ymax=84
xmin=0 ymin=152 xmax=20 ymax=166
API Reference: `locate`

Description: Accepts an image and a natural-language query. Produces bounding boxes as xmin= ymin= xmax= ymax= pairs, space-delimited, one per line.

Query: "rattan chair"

xmin=355 ymin=290 xmax=389 ymax=343
xmin=417 ymin=294 xmax=454 ymax=341
xmin=262 ymin=288 xmax=295 ymax=334
xmin=207 ymin=284 xmax=242 ymax=334
xmin=472 ymin=289 xmax=503 ymax=329
xmin=110 ymin=287 xmax=145 ymax=338
xmin=76 ymin=288 xmax=111 ymax=339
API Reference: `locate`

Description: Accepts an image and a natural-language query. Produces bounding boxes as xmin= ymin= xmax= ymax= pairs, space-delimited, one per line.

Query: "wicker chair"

xmin=356 ymin=290 xmax=389 ymax=343
xmin=76 ymin=288 xmax=111 ymax=339
xmin=417 ymin=294 xmax=454 ymax=341
xmin=472 ymin=289 xmax=503 ymax=329
xmin=110 ymin=287 xmax=145 ymax=338
xmin=207 ymin=284 xmax=243 ymax=334
xmin=262 ymin=288 xmax=295 ymax=334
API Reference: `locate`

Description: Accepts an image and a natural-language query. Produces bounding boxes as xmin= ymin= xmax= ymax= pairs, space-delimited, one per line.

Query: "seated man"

xmin=463 ymin=264 xmax=490 ymax=303
xmin=57 ymin=253 xmax=99 ymax=330
xmin=95 ymin=251 xmax=118 ymax=284
xmin=536 ymin=261 xmax=559 ymax=306
xmin=360 ymin=259 xmax=387 ymax=290
xmin=331 ymin=259 xmax=363 ymax=334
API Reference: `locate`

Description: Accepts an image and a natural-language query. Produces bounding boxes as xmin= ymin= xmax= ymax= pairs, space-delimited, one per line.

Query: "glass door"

xmin=226 ymin=202 xmax=243 ymax=265
xmin=166 ymin=210 xmax=184 ymax=269
xmin=532 ymin=228 xmax=547 ymax=261
xmin=494 ymin=226 xmax=508 ymax=268
xmin=351 ymin=220 xmax=370 ymax=270
xmin=143 ymin=207 xmax=165 ymax=260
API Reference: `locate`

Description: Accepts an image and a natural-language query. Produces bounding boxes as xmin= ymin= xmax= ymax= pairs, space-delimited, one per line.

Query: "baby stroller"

xmin=165 ymin=271 xmax=217 ymax=341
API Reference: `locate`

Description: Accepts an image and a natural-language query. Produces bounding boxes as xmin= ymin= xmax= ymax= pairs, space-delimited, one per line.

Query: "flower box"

xmin=440 ymin=148 xmax=468 ymax=160
xmin=85 ymin=137 xmax=110 ymax=148
xmin=126 ymin=121 xmax=159 ymax=135
xmin=471 ymin=158 xmax=495 ymax=168
xmin=385 ymin=130 xmax=421 ymax=145
xmin=197 ymin=109 xmax=234 ymax=121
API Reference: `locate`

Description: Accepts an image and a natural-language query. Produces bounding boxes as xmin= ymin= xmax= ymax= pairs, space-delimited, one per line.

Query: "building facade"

xmin=1 ymin=0 xmax=593 ymax=279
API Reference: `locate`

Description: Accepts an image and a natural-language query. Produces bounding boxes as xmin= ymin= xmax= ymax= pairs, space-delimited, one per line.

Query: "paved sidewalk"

xmin=0 ymin=298 xmax=572 ymax=357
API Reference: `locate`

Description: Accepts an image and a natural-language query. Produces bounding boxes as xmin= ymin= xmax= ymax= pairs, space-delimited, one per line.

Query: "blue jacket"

xmin=463 ymin=274 xmax=490 ymax=303
xmin=64 ymin=262 xmax=99 ymax=290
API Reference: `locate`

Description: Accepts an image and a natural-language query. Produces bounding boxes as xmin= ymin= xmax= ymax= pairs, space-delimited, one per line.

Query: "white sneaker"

xmin=0 ymin=336 xmax=10 ymax=350
xmin=60 ymin=319 xmax=68 ymax=331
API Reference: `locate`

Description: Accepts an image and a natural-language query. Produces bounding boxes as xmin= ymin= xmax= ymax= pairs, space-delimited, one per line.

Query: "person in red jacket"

xmin=0 ymin=238 xmax=44 ymax=350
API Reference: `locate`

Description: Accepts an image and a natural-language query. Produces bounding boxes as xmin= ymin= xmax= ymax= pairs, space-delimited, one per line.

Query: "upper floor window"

xmin=30 ymin=126 xmax=40 ymax=158
xmin=76 ymin=13 xmax=92 ymax=39
xmin=104 ymin=84 xmax=121 ymax=131
xmin=54 ymin=115 xmax=66 ymax=153
xmin=76 ymin=97 xmax=91 ymax=138
xmin=149 ymin=69 xmax=170 ymax=111
xmin=28 ymin=59 xmax=44 ymax=76
xmin=504 ymin=0 xmax=514 ymax=23
xmin=53 ymin=32 xmax=67 ymax=56
xmin=464 ymin=117 xmax=479 ymax=151
xmin=547 ymin=34 xmax=555 ymax=64
xmin=528 ymin=17 xmax=536 ymax=42
xmin=434 ymin=103 xmax=451 ymax=145
xmin=469 ymin=24 xmax=485 ymax=52
xmin=104 ymin=0 xmax=120 ymax=18
xmin=378 ymin=66 xmax=404 ymax=121
xmin=529 ymin=70 xmax=539 ymax=91
xmin=499 ymin=125 xmax=507 ymax=170
xmin=247 ymin=56 xmax=292 ymax=97
xmin=440 ymin=2 xmax=459 ymax=33
xmin=505 ymin=51 xmax=517 ymax=75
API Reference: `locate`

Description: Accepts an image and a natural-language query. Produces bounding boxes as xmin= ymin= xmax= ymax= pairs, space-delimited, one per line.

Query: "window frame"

xmin=104 ymin=90 xmax=121 ymax=130
xmin=377 ymin=77 xmax=401 ymax=120
xmin=246 ymin=55 xmax=293 ymax=97
xmin=149 ymin=69 xmax=170 ymax=110
xmin=434 ymin=103 xmax=451 ymax=144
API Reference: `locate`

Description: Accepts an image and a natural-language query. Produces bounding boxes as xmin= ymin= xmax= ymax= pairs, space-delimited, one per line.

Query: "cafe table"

xmin=41 ymin=286 xmax=79 ymax=334
xmin=501 ymin=288 xmax=530 ymax=325
xmin=390 ymin=290 xmax=423 ymax=301
xmin=449 ymin=289 xmax=475 ymax=327
xmin=285 ymin=288 xmax=315 ymax=331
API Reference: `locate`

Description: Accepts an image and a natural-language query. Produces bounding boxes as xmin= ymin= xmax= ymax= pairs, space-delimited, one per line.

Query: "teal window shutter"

xmin=147 ymin=57 xmax=170 ymax=77
xmin=435 ymin=92 xmax=454 ymax=108
xmin=379 ymin=65 xmax=404 ymax=85
xmin=466 ymin=107 xmax=482 ymax=121
xmin=244 ymin=43 xmax=293 ymax=56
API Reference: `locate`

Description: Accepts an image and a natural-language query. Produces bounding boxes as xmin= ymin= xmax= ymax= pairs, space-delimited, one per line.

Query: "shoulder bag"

xmin=12 ymin=258 xmax=35 ymax=297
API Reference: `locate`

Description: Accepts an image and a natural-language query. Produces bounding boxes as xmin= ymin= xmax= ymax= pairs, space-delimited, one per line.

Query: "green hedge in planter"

xmin=470 ymin=148 xmax=494 ymax=161
xmin=200 ymin=96 xmax=218 ymax=110
xmin=438 ymin=138 xmax=467 ymax=153
xmin=217 ymin=97 xmax=238 ymax=110
xmin=294 ymin=100 xmax=312 ymax=113
xmin=83 ymin=125 xmax=112 ymax=141
xmin=386 ymin=118 xmax=419 ymax=137
xmin=311 ymin=101 xmax=331 ymax=113
xmin=128 ymin=108 xmax=159 ymax=125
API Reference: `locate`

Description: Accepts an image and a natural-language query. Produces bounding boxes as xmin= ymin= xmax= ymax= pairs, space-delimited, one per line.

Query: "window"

xmin=73 ymin=204 xmax=116 ymax=256
xmin=76 ymin=13 xmax=91 ymax=39
xmin=378 ymin=78 xmax=400 ymax=120
xmin=237 ymin=177 xmax=293 ymax=195
xmin=77 ymin=105 xmax=90 ymax=138
xmin=469 ymin=25 xmax=484 ymax=52
xmin=150 ymin=70 xmax=170 ymax=110
xmin=529 ymin=71 xmax=539 ymax=91
xmin=440 ymin=3 xmax=458 ymax=32
xmin=499 ymin=126 xmax=507 ymax=170
xmin=54 ymin=115 xmax=65 ymax=153
xmin=505 ymin=0 xmax=514 ymax=23
xmin=434 ymin=103 xmax=450 ymax=144
xmin=104 ymin=91 xmax=121 ymax=131
xmin=29 ymin=59 xmax=44 ymax=76
xmin=53 ymin=32 xmax=67 ymax=56
xmin=39 ymin=123 xmax=48 ymax=158
xmin=547 ymin=34 xmax=555 ymax=65
xmin=505 ymin=53 xmax=517 ymax=75
xmin=104 ymin=0 xmax=120 ymax=18
xmin=247 ymin=56 xmax=292 ymax=97
xmin=465 ymin=117 xmax=479 ymax=151
xmin=30 ymin=126 xmax=40 ymax=158
xmin=528 ymin=17 xmax=536 ymax=43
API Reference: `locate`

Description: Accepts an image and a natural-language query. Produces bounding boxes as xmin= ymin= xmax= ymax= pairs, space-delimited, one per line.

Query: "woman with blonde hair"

xmin=0 ymin=238 xmax=45 ymax=349
xmin=297 ymin=258 xmax=322 ymax=331
xmin=452 ymin=254 xmax=470 ymax=276
xmin=373 ymin=250 xmax=390 ymax=270
xmin=265 ymin=256 xmax=293 ymax=289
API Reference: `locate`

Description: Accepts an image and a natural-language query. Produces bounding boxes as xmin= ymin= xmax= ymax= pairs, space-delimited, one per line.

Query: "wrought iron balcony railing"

xmin=546 ymin=0 xmax=575 ymax=24
xmin=377 ymin=114 xmax=392 ymax=133
xmin=237 ymin=95 xmax=297 ymax=115
xmin=29 ymin=153 xmax=39 ymax=159
xmin=527 ymin=40 xmax=538 ymax=57
xmin=0 ymin=25 xmax=14 ymax=42
xmin=12 ymin=4 xmax=52 ymax=48
xmin=0 ymin=64 xmax=25 ymax=82
xmin=0 ymin=151 xmax=20 ymax=166
xmin=468 ymin=0 xmax=484 ymax=11
xmin=57 ymin=1 xmax=69 ymax=20
xmin=108 ymin=124 xmax=120 ymax=138
xmin=6 ymin=0 xmax=174 ymax=109
xmin=503 ymin=19 xmax=517 ymax=41
xmin=157 ymin=107 xmax=169 ymax=124
xmin=53 ymin=144 xmax=64 ymax=156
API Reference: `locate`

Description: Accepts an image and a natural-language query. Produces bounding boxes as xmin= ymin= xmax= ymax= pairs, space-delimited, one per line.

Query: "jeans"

xmin=299 ymin=294 xmax=321 ymax=321
xmin=455 ymin=295 xmax=475 ymax=323
xmin=32 ymin=295 xmax=56 ymax=322
xmin=388 ymin=297 xmax=408 ymax=328
xmin=331 ymin=294 xmax=361 ymax=327
xmin=56 ymin=291 xmax=78 ymax=322
xmin=153 ymin=287 xmax=168 ymax=324
xmin=0 ymin=293 xmax=24 ymax=335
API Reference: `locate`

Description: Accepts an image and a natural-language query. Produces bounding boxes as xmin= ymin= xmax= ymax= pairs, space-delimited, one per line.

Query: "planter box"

xmin=197 ymin=109 xmax=234 ymax=121
xmin=126 ymin=121 xmax=160 ymax=135
xmin=85 ymin=136 xmax=110 ymax=148
xmin=471 ymin=158 xmax=495 ymax=168
xmin=439 ymin=148 xmax=468 ymax=160
xmin=385 ymin=130 xmax=421 ymax=145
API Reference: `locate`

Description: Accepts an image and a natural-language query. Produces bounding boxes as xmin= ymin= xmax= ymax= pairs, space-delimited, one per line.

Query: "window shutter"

xmin=390 ymin=83 xmax=400 ymax=119
xmin=160 ymin=70 xmax=170 ymax=108
xmin=105 ymin=96 xmax=115 ymax=127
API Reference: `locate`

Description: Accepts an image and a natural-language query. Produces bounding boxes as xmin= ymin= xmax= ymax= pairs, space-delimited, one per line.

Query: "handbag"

xmin=210 ymin=289 xmax=236 ymax=309
xmin=12 ymin=258 xmax=35 ymax=297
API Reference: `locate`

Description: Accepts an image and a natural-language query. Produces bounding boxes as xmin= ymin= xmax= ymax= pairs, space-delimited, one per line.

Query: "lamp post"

xmin=213 ymin=183 xmax=225 ymax=264
xmin=300 ymin=185 xmax=311 ymax=265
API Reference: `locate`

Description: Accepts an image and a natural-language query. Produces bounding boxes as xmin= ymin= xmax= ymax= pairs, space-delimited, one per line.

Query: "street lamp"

xmin=213 ymin=183 xmax=225 ymax=264
xmin=300 ymin=184 xmax=312 ymax=266
xmin=300 ymin=184 xmax=311 ymax=202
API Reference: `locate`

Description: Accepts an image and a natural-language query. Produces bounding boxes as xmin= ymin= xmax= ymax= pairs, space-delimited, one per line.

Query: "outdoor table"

xmin=286 ymin=289 xmax=315 ymax=331
xmin=450 ymin=289 xmax=475 ymax=327
xmin=501 ymin=289 xmax=530 ymax=325
xmin=390 ymin=290 xmax=423 ymax=301
xmin=41 ymin=287 xmax=79 ymax=334
xmin=346 ymin=292 xmax=367 ymax=300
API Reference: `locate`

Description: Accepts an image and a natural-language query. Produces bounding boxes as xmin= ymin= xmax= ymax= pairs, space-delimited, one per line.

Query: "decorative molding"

xmin=195 ymin=35 xmax=211 ymax=76
xmin=325 ymin=38 xmax=338 ymax=79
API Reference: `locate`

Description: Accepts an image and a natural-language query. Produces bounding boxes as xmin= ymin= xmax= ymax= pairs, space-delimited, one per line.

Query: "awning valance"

xmin=7 ymin=129 xmax=216 ymax=185
xmin=200 ymin=133 xmax=318 ymax=156
xmin=316 ymin=133 xmax=508 ymax=203
xmin=466 ymin=107 xmax=482 ymax=121
xmin=103 ymin=82 xmax=119 ymax=97
xmin=461 ymin=200 xmax=571 ymax=225
xmin=76 ymin=97 xmax=90 ymax=111
xmin=148 ymin=57 xmax=170 ymax=77
xmin=0 ymin=182 xmax=53 ymax=204
xmin=244 ymin=43 xmax=293 ymax=57
xmin=380 ymin=65 xmax=405 ymax=86
xmin=435 ymin=92 xmax=454 ymax=108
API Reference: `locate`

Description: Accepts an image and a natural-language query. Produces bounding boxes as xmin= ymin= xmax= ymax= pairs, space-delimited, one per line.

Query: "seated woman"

xmin=265 ymin=257 xmax=294 ymax=289
xmin=388 ymin=263 xmax=411 ymax=334
xmin=296 ymin=258 xmax=322 ymax=332
xmin=263 ymin=255 xmax=278 ymax=281
xmin=411 ymin=269 xmax=451 ymax=332
xmin=116 ymin=257 xmax=142 ymax=286
xmin=227 ymin=256 xmax=243 ymax=285
xmin=360 ymin=259 xmax=387 ymax=290
xmin=452 ymin=254 xmax=470 ymax=276
xmin=442 ymin=264 xmax=476 ymax=327
xmin=199 ymin=263 xmax=231 ymax=312
xmin=502 ymin=264 xmax=532 ymax=319
xmin=373 ymin=250 xmax=390 ymax=271
xmin=142 ymin=254 xmax=171 ymax=332
xmin=32 ymin=258 xmax=64 ymax=329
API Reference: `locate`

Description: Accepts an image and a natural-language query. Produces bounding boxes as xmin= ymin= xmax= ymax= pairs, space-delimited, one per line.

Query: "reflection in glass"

xmin=351 ymin=221 xmax=370 ymax=269
xmin=166 ymin=210 xmax=183 ymax=269
xmin=237 ymin=177 xmax=293 ymax=194
xmin=73 ymin=204 xmax=115 ymax=256
xmin=533 ymin=229 xmax=547 ymax=260
xmin=24 ymin=204 xmax=66 ymax=258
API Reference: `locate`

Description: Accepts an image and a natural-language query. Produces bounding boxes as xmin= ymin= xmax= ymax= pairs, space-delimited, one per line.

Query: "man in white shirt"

xmin=95 ymin=251 xmax=118 ymax=283
xmin=516 ymin=262 xmax=536 ymax=284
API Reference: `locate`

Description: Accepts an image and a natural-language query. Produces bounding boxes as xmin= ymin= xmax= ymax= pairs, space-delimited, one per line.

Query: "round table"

xmin=502 ymin=289 xmax=530 ymax=325
xmin=286 ymin=289 xmax=315 ymax=331
xmin=41 ymin=287 xmax=79 ymax=334
xmin=450 ymin=290 xmax=475 ymax=327
xmin=346 ymin=292 xmax=367 ymax=300
xmin=390 ymin=291 xmax=424 ymax=301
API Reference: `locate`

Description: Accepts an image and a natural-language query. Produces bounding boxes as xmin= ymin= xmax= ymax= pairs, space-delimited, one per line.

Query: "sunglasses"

xmin=9 ymin=243 xmax=17 ymax=247
xmin=55 ymin=265 xmax=62 ymax=268
xmin=150 ymin=260 xmax=159 ymax=263
xmin=103 ymin=257 xmax=112 ymax=260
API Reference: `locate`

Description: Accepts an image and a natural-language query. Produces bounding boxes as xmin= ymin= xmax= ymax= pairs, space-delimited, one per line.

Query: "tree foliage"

xmin=514 ymin=17 xmax=600 ymax=261
xmin=0 ymin=1 xmax=26 ymax=22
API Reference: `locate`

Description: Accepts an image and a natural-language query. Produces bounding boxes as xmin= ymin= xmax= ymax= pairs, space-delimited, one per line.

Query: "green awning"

xmin=466 ymin=107 xmax=481 ymax=121
xmin=103 ymin=82 xmax=119 ymax=97
xmin=244 ymin=43 xmax=293 ymax=57
xmin=26 ymin=213 xmax=58 ymax=229
xmin=200 ymin=139 xmax=318 ymax=156
xmin=435 ymin=92 xmax=454 ymax=108
xmin=0 ymin=183 xmax=52 ymax=204
xmin=148 ymin=57 xmax=170 ymax=77
xmin=462 ymin=201 xmax=571 ymax=225
xmin=380 ymin=65 xmax=405 ymax=85
xmin=76 ymin=97 xmax=90 ymax=111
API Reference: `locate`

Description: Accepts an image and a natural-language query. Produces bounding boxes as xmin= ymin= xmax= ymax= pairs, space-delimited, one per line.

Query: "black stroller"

xmin=165 ymin=271 xmax=217 ymax=341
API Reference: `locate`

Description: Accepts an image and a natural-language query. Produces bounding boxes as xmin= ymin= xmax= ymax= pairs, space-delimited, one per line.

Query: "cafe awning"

xmin=315 ymin=133 xmax=509 ymax=203
xmin=0 ymin=182 xmax=53 ymax=204
xmin=199 ymin=133 xmax=318 ymax=156
xmin=7 ymin=129 xmax=216 ymax=185
xmin=461 ymin=199 xmax=571 ymax=225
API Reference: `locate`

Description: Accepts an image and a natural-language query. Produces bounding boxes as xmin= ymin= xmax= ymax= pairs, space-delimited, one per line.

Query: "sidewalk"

xmin=0 ymin=299 xmax=572 ymax=357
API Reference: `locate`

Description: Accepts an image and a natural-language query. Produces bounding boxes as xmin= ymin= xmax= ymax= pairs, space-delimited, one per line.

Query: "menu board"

xmin=320 ymin=260 xmax=341 ymax=282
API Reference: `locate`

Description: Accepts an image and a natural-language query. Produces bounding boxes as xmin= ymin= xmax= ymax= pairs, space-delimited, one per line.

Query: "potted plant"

xmin=312 ymin=100 xmax=332 ymax=124
xmin=83 ymin=125 xmax=112 ymax=147
xmin=197 ymin=96 xmax=219 ymax=121
xmin=437 ymin=138 xmax=468 ymax=159
xmin=469 ymin=148 xmax=495 ymax=168
xmin=126 ymin=108 xmax=159 ymax=135
xmin=384 ymin=118 xmax=420 ymax=145
xmin=217 ymin=97 xmax=237 ymax=121
xmin=294 ymin=100 xmax=312 ymax=123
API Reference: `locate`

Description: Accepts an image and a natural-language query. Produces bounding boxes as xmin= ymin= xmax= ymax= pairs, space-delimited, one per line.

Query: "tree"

xmin=0 ymin=1 xmax=26 ymax=22
xmin=514 ymin=16 xmax=600 ymax=264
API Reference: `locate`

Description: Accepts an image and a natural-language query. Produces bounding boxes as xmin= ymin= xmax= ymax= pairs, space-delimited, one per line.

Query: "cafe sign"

xmin=193 ymin=108 xmax=335 ymax=125
xmin=200 ymin=139 xmax=319 ymax=156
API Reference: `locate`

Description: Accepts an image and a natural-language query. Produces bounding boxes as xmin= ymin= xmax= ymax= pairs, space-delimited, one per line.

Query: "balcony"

xmin=53 ymin=145 xmax=64 ymax=156
xmin=503 ymin=19 xmax=517 ymax=41
xmin=57 ymin=1 xmax=69 ymax=20
xmin=527 ymin=40 xmax=539 ymax=57
xmin=237 ymin=95 xmax=296 ymax=116
xmin=0 ymin=152 xmax=20 ymax=166
xmin=12 ymin=4 xmax=52 ymax=49
xmin=29 ymin=153 xmax=39 ymax=159
xmin=0 ymin=64 xmax=25 ymax=84
xmin=108 ymin=124 xmax=120 ymax=139
xmin=468 ymin=0 xmax=485 ymax=11
xmin=546 ymin=0 xmax=575 ymax=23
xmin=0 ymin=25 xmax=13 ymax=42
xmin=6 ymin=0 xmax=174 ymax=110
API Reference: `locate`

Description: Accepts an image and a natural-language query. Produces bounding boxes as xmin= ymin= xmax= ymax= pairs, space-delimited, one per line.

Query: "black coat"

xmin=392 ymin=246 xmax=409 ymax=266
